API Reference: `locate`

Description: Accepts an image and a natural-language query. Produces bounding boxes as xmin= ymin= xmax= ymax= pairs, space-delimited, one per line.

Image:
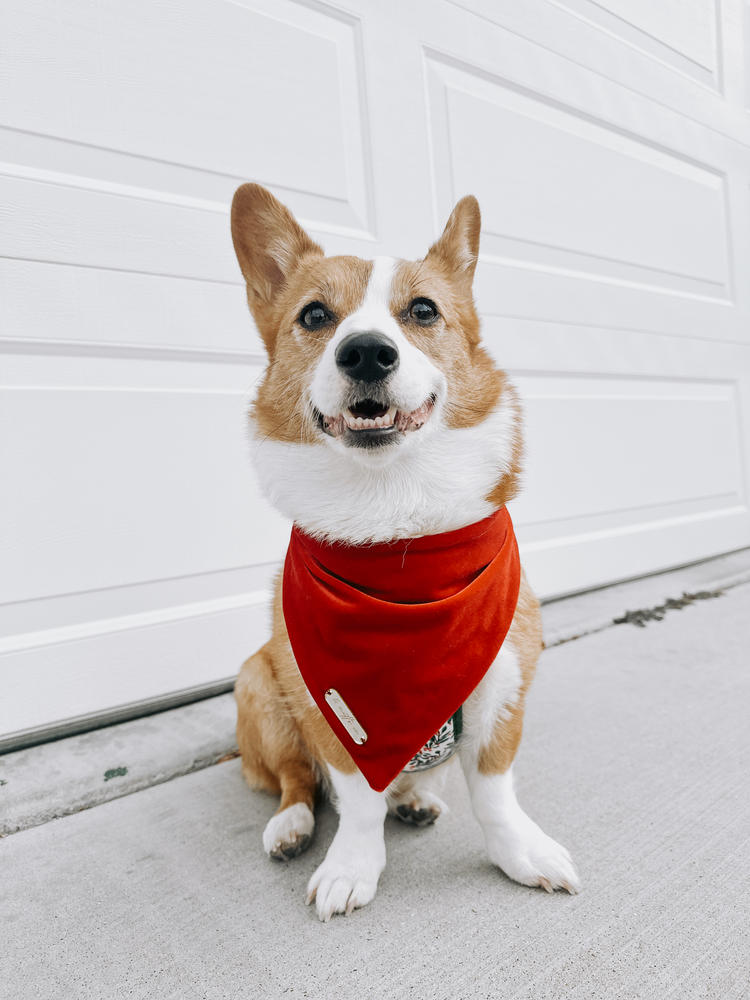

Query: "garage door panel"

xmin=0 ymin=259 xmax=258 ymax=357
xmin=0 ymin=561 xmax=270 ymax=642
xmin=426 ymin=51 xmax=735 ymax=318
xmin=1 ymin=168 xmax=376 ymax=286
xmin=511 ymin=368 xmax=749 ymax=597
xmin=554 ymin=0 xmax=720 ymax=86
xmin=0 ymin=0 xmax=372 ymax=231
xmin=518 ymin=505 xmax=749 ymax=598
xmin=443 ymin=83 xmax=729 ymax=296
xmin=514 ymin=375 xmax=744 ymax=525
xmin=0 ymin=128 xmax=372 ymax=240
xmin=448 ymin=1 xmax=749 ymax=142
xmin=0 ymin=357 xmax=286 ymax=605
xmin=1 ymin=174 xmax=246 ymax=282
xmin=473 ymin=259 xmax=745 ymax=344
xmin=0 ymin=597 xmax=270 ymax=750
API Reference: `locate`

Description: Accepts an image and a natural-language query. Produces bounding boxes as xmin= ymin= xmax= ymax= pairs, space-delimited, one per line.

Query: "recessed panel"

xmin=426 ymin=56 xmax=729 ymax=299
xmin=4 ymin=0 xmax=337 ymax=198
xmin=555 ymin=0 xmax=719 ymax=85
xmin=0 ymin=0 xmax=372 ymax=231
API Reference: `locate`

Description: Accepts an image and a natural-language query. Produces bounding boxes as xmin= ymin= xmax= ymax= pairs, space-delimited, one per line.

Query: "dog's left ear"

xmin=425 ymin=196 xmax=481 ymax=287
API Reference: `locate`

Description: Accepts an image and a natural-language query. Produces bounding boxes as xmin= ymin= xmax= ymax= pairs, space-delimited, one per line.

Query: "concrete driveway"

xmin=2 ymin=561 xmax=749 ymax=1000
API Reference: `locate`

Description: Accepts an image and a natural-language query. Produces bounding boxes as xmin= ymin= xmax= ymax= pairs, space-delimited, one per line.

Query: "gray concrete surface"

xmin=3 ymin=547 xmax=748 ymax=839
xmin=2 ymin=582 xmax=749 ymax=999
xmin=0 ymin=696 xmax=237 ymax=836
xmin=540 ymin=545 xmax=750 ymax=646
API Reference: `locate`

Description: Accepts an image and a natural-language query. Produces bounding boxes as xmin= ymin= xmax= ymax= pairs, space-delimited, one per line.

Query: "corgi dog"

xmin=231 ymin=183 xmax=580 ymax=922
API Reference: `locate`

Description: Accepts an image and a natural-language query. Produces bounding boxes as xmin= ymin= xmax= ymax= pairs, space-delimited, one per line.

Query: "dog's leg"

xmin=236 ymin=647 xmax=317 ymax=860
xmin=388 ymin=761 xmax=451 ymax=827
xmin=261 ymin=762 xmax=316 ymax=861
xmin=306 ymin=766 xmax=387 ymax=921
xmin=460 ymin=642 xmax=580 ymax=894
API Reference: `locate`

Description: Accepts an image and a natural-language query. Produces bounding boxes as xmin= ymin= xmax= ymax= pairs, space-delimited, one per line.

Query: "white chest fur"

xmin=250 ymin=395 xmax=517 ymax=544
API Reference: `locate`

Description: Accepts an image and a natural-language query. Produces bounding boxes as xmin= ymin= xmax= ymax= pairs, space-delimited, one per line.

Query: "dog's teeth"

xmin=340 ymin=404 xmax=399 ymax=432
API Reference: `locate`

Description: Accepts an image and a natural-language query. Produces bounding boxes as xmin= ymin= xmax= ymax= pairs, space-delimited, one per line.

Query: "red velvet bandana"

xmin=282 ymin=507 xmax=521 ymax=792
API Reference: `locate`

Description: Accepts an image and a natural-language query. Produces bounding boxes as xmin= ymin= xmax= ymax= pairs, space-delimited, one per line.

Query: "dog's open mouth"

xmin=317 ymin=395 xmax=436 ymax=443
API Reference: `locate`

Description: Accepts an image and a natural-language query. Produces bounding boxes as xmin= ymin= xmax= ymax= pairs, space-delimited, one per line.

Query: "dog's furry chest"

xmin=251 ymin=394 xmax=517 ymax=544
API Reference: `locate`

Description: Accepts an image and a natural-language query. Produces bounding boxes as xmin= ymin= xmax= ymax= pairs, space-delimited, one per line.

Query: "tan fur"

xmin=477 ymin=569 xmax=543 ymax=774
xmin=231 ymin=183 xmax=539 ymax=812
xmin=390 ymin=258 xmax=506 ymax=431
xmin=484 ymin=382 xmax=524 ymax=508
xmin=235 ymin=573 xmax=358 ymax=794
xmin=251 ymin=255 xmax=373 ymax=443
xmin=235 ymin=642 xmax=318 ymax=816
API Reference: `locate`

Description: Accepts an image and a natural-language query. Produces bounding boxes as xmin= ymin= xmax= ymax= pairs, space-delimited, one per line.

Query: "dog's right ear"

xmin=231 ymin=183 xmax=323 ymax=323
xmin=425 ymin=195 xmax=481 ymax=293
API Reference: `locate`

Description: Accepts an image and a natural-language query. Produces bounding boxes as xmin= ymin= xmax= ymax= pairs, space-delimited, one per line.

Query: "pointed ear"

xmin=231 ymin=183 xmax=323 ymax=310
xmin=426 ymin=196 xmax=481 ymax=285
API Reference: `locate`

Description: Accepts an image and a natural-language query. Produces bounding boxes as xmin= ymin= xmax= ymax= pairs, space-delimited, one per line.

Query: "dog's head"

xmin=231 ymin=184 xmax=508 ymax=459
xmin=231 ymin=184 xmax=520 ymax=540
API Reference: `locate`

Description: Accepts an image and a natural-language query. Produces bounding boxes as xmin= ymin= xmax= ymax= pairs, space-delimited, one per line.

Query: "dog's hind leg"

xmin=388 ymin=761 xmax=451 ymax=826
xmin=235 ymin=646 xmax=317 ymax=860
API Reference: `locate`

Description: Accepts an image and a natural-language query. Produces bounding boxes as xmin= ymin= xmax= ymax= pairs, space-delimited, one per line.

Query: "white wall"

xmin=2 ymin=0 xmax=749 ymax=748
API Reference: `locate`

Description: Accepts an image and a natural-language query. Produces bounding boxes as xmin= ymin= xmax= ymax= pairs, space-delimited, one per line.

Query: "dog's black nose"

xmin=335 ymin=332 xmax=399 ymax=382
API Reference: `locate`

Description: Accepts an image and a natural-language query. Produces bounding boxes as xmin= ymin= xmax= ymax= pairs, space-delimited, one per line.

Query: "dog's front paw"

xmin=263 ymin=803 xmax=315 ymax=860
xmin=486 ymin=817 xmax=580 ymax=895
xmin=306 ymin=842 xmax=385 ymax=922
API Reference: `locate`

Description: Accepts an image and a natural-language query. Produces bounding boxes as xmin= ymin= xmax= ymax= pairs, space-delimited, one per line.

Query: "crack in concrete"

xmin=613 ymin=589 xmax=724 ymax=628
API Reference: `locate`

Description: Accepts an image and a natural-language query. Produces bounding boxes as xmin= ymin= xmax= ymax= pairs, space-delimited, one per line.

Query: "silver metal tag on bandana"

xmin=325 ymin=688 xmax=368 ymax=745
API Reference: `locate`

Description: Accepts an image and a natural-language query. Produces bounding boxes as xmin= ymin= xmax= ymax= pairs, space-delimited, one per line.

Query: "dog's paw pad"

xmin=395 ymin=802 xmax=440 ymax=827
xmin=263 ymin=803 xmax=314 ymax=861
xmin=269 ymin=833 xmax=311 ymax=861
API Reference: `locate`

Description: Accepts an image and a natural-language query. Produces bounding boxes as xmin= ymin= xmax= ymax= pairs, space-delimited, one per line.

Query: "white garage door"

xmin=2 ymin=0 xmax=749 ymax=748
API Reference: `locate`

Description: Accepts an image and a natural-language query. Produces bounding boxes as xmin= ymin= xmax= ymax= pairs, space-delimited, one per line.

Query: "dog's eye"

xmin=299 ymin=302 xmax=333 ymax=331
xmin=409 ymin=298 xmax=439 ymax=326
